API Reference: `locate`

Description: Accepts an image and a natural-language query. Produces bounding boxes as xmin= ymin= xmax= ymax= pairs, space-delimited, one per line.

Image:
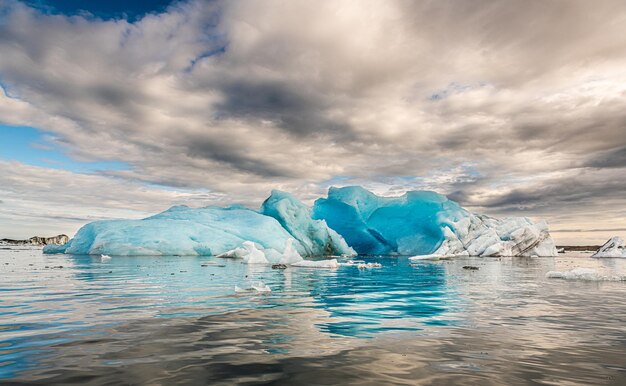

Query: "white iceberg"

xmin=591 ymin=237 xmax=626 ymax=258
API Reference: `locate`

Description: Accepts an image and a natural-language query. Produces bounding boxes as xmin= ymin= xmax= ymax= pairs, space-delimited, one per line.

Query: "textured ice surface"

xmin=261 ymin=190 xmax=355 ymax=256
xmin=592 ymin=237 xmax=626 ymax=258
xmin=313 ymin=186 xmax=557 ymax=257
xmin=546 ymin=268 xmax=626 ymax=281
xmin=216 ymin=238 xmax=339 ymax=268
xmin=240 ymin=241 xmax=269 ymax=264
xmin=44 ymin=205 xmax=329 ymax=257
xmin=45 ymin=186 xmax=557 ymax=257
xmin=279 ymin=238 xmax=305 ymax=265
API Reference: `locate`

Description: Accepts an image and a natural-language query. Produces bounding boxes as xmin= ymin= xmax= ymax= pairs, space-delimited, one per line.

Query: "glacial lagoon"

xmin=1 ymin=247 xmax=626 ymax=385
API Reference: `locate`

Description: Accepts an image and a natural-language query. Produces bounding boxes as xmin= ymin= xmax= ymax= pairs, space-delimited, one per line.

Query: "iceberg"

xmin=44 ymin=205 xmax=327 ymax=257
xmin=44 ymin=185 xmax=558 ymax=257
xmin=591 ymin=237 xmax=626 ymax=258
xmin=313 ymin=186 xmax=557 ymax=257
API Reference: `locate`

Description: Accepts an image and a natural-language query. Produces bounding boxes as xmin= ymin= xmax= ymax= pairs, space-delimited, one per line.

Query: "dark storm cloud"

xmin=585 ymin=146 xmax=626 ymax=169
xmin=463 ymin=169 xmax=626 ymax=213
xmin=185 ymin=136 xmax=292 ymax=178
xmin=213 ymin=79 xmax=354 ymax=139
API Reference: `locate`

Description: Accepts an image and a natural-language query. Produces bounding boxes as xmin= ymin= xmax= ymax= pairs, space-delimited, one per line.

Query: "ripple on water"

xmin=1 ymin=249 xmax=625 ymax=384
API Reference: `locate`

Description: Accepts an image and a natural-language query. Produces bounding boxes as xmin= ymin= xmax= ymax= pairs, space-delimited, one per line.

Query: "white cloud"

xmin=1 ymin=0 xmax=625 ymax=244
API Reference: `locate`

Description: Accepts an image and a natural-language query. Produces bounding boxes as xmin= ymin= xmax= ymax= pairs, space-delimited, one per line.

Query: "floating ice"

xmin=217 ymin=238 xmax=337 ymax=268
xmin=592 ymin=237 xmax=626 ymax=258
xmin=356 ymin=262 xmax=382 ymax=269
xmin=100 ymin=254 xmax=111 ymax=261
xmin=44 ymin=204 xmax=350 ymax=257
xmin=313 ymin=186 xmax=557 ymax=257
xmin=241 ymin=241 xmax=269 ymax=264
xmin=44 ymin=186 xmax=558 ymax=258
xmin=235 ymin=281 xmax=271 ymax=293
xmin=215 ymin=247 xmax=247 ymax=259
xmin=546 ymin=268 xmax=626 ymax=282
xmin=409 ymin=254 xmax=449 ymax=261
xmin=291 ymin=259 xmax=339 ymax=268
xmin=279 ymin=238 xmax=304 ymax=265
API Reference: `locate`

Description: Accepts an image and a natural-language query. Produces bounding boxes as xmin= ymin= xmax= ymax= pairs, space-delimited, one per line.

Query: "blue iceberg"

xmin=312 ymin=187 xmax=460 ymax=255
xmin=45 ymin=193 xmax=355 ymax=257
xmin=260 ymin=190 xmax=354 ymax=256
xmin=44 ymin=186 xmax=557 ymax=257
xmin=313 ymin=186 xmax=557 ymax=257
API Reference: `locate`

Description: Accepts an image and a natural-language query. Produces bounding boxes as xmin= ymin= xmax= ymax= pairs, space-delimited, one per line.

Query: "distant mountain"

xmin=0 ymin=234 xmax=69 ymax=246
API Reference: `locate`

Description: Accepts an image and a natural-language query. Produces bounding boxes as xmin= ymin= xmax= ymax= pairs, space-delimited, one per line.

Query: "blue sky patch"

xmin=24 ymin=0 xmax=175 ymax=20
xmin=0 ymin=125 xmax=128 ymax=173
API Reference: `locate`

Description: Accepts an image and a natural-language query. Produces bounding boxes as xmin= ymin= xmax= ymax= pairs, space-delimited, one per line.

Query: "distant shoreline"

xmin=0 ymin=234 xmax=69 ymax=246
xmin=557 ymin=245 xmax=601 ymax=252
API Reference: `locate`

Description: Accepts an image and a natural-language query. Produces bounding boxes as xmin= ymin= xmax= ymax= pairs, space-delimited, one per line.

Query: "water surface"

xmin=1 ymin=247 xmax=625 ymax=385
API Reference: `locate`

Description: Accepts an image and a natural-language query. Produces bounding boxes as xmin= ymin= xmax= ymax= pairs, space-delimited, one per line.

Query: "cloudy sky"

xmin=1 ymin=0 xmax=625 ymax=244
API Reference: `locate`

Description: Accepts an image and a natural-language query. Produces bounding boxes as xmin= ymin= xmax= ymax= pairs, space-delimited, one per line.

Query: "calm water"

xmin=1 ymin=247 xmax=626 ymax=385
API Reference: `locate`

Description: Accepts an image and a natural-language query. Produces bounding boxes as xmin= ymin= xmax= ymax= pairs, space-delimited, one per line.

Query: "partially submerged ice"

xmin=546 ymin=268 xmax=626 ymax=282
xmin=591 ymin=237 xmax=626 ymax=258
xmin=45 ymin=186 xmax=558 ymax=257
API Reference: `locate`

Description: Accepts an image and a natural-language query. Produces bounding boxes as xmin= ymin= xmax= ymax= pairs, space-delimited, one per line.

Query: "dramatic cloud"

xmin=1 ymin=0 xmax=625 ymax=243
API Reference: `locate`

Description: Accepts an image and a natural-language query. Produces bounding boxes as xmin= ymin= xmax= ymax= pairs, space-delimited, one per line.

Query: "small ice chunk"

xmin=216 ymin=247 xmax=247 ymax=259
xmin=235 ymin=281 xmax=271 ymax=293
xmin=241 ymin=241 xmax=269 ymax=264
xmin=279 ymin=238 xmax=304 ymax=265
xmin=338 ymin=259 xmax=364 ymax=266
xmin=356 ymin=262 xmax=382 ymax=269
xmin=100 ymin=254 xmax=111 ymax=260
xmin=251 ymin=281 xmax=271 ymax=292
xmin=291 ymin=259 xmax=339 ymax=268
